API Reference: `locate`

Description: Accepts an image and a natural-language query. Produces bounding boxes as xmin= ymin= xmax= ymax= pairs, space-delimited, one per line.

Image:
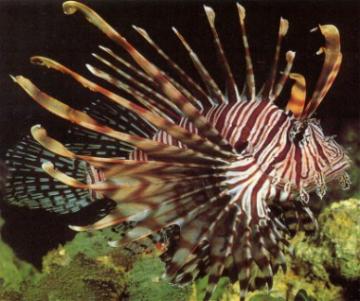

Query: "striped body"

xmin=133 ymin=100 xmax=348 ymax=200
xmin=5 ymin=2 xmax=351 ymax=300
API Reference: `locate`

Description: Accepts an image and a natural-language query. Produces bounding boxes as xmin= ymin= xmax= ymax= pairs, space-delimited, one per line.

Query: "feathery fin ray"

xmin=62 ymin=0 xmax=234 ymax=152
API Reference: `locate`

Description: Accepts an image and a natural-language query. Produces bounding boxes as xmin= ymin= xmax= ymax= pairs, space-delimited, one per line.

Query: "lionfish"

xmin=5 ymin=1 xmax=351 ymax=300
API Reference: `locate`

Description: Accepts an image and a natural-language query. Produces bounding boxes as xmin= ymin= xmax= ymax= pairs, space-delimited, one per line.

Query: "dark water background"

xmin=0 ymin=0 xmax=358 ymax=278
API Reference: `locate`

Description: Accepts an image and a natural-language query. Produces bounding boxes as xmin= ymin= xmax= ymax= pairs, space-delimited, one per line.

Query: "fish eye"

xmin=289 ymin=121 xmax=308 ymax=145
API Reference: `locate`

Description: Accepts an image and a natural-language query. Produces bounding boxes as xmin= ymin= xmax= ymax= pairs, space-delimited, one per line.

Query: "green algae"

xmin=127 ymin=256 xmax=192 ymax=301
xmin=0 ymin=216 xmax=37 ymax=295
xmin=0 ymin=236 xmax=35 ymax=291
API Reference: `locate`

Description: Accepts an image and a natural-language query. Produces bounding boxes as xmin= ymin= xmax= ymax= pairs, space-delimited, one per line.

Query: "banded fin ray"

xmin=30 ymin=56 xmax=236 ymax=159
xmin=172 ymin=27 xmax=226 ymax=105
xmin=260 ymin=17 xmax=289 ymax=98
xmin=88 ymin=55 xmax=181 ymax=121
xmin=132 ymin=26 xmax=209 ymax=109
xmin=62 ymin=0 xmax=235 ymax=153
xmin=204 ymin=6 xmax=239 ymax=104
xmin=11 ymin=75 xmax=225 ymax=165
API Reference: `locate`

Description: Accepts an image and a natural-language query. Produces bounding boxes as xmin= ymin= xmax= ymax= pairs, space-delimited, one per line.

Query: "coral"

xmin=0 ymin=290 xmax=23 ymax=301
xmin=23 ymin=252 xmax=127 ymax=301
xmin=317 ymin=198 xmax=360 ymax=280
xmin=0 ymin=228 xmax=190 ymax=301
xmin=22 ymin=230 xmax=135 ymax=301
xmin=193 ymin=198 xmax=360 ymax=301
xmin=294 ymin=198 xmax=360 ymax=283
xmin=33 ymin=230 xmax=191 ymax=301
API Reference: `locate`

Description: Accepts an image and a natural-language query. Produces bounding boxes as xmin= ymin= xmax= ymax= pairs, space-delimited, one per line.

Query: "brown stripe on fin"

xmin=251 ymin=225 xmax=273 ymax=290
xmin=203 ymin=205 xmax=238 ymax=300
xmin=302 ymin=24 xmax=342 ymax=119
xmin=270 ymin=50 xmax=296 ymax=101
xmin=32 ymin=124 xmax=173 ymax=169
xmin=69 ymin=205 xmax=151 ymax=232
xmin=30 ymin=56 xmax=234 ymax=159
xmin=286 ymin=73 xmax=306 ymax=118
xmin=204 ymin=5 xmax=240 ymax=103
xmin=62 ymin=1 xmax=234 ymax=153
xmin=98 ymin=45 xmax=157 ymax=88
xmin=261 ymin=17 xmax=289 ymax=99
xmin=31 ymin=125 xmax=76 ymax=160
xmin=172 ymin=27 xmax=226 ymax=105
xmin=236 ymin=4 xmax=255 ymax=101
xmin=111 ymin=189 xmax=228 ymax=248
xmin=132 ymin=25 xmax=208 ymax=109
xmin=104 ymin=160 xmax=215 ymax=179
xmin=10 ymin=75 xmax=224 ymax=165
xmin=90 ymin=53 xmax=181 ymax=120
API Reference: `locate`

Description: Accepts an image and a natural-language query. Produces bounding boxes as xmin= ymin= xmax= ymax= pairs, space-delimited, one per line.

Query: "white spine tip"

xmin=68 ymin=225 xmax=85 ymax=232
xmin=133 ymin=25 xmax=149 ymax=39
xmin=316 ymin=47 xmax=325 ymax=55
xmin=98 ymin=45 xmax=109 ymax=52
xmin=204 ymin=5 xmax=215 ymax=24
xmin=286 ymin=50 xmax=296 ymax=61
xmin=30 ymin=124 xmax=44 ymax=134
xmin=85 ymin=63 xmax=94 ymax=72
xmin=41 ymin=161 xmax=54 ymax=170
xmin=9 ymin=74 xmax=17 ymax=82
xmin=203 ymin=5 xmax=214 ymax=14
xmin=236 ymin=3 xmax=246 ymax=21
xmin=280 ymin=17 xmax=289 ymax=36
xmin=31 ymin=124 xmax=42 ymax=129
